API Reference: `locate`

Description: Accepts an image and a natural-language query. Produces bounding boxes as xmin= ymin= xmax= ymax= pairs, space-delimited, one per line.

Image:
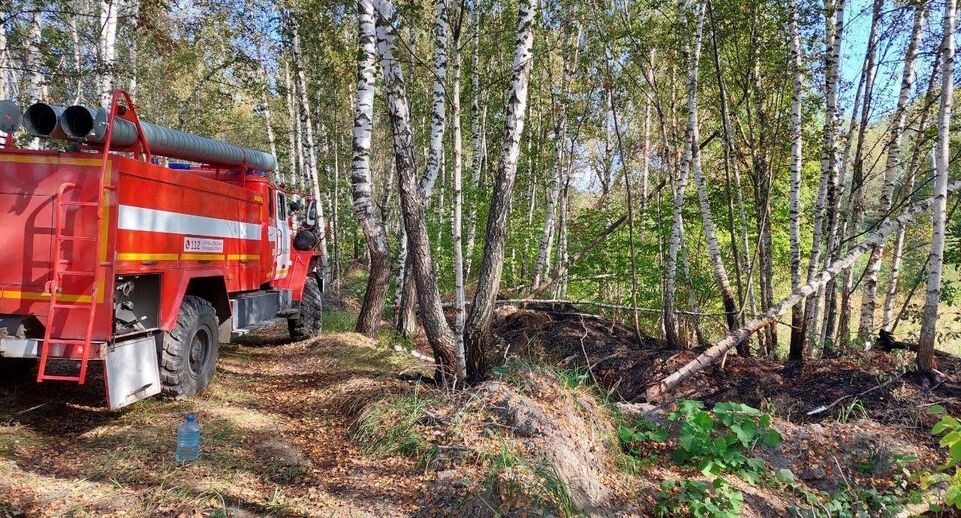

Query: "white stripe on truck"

xmin=118 ymin=205 xmax=262 ymax=240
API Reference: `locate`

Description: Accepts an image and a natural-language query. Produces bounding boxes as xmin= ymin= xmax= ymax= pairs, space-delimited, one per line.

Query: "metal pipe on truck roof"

xmin=0 ymin=100 xmax=22 ymax=134
xmin=23 ymin=103 xmax=67 ymax=138
xmin=60 ymin=105 xmax=98 ymax=139
xmin=59 ymin=105 xmax=277 ymax=172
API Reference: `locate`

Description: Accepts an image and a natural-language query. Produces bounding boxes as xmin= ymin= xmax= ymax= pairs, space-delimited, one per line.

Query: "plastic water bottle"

xmin=175 ymin=414 xmax=201 ymax=462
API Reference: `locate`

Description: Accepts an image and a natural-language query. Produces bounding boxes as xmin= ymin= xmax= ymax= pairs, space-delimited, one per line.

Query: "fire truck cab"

xmin=0 ymin=94 xmax=324 ymax=409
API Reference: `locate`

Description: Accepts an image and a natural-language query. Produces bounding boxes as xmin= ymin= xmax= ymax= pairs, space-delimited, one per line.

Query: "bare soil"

xmin=488 ymin=301 xmax=961 ymax=433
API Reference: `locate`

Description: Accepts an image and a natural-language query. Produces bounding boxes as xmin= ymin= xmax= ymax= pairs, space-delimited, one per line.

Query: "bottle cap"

xmin=186 ymin=414 xmax=196 ymax=422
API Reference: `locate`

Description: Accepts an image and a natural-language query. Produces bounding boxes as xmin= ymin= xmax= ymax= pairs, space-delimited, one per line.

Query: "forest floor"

xmin=1 ymin=288 xmax=960 ymax=516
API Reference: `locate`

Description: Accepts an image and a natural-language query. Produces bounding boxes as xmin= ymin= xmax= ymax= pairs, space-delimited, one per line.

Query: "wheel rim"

xmin=188 ymin=328 xmax=210 ymax=376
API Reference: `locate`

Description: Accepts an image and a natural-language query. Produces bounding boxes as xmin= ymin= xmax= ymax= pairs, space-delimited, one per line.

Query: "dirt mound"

xmin=341 ymin=363 xmax=635 ymax=516
xmin=488 ymin=303 xmax=961 ymax=427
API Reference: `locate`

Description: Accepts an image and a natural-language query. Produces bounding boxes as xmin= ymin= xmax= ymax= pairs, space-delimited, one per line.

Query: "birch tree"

xmin=688 ymin=6 xmax=739 ymax=341
xmin=99 ymin=0 xmax=119 ymax=106
xmin=464 ymin=0 xmax=539 ymax=380
xmin=664 ymin=1 xmax=706 ymax=349
xmin=532 ymin=34 xmax=573 ymax=291
xmin=291 ymin=14 xmax=331 ymax=282
xmin=800 ymin=0 xmax=845 ymax=353
xmin=858 ymin=2 xmax=924 ymax=342
xmin=451 ymin=11 xmax=467 ymax=378
xmin=787 ymin=0 xmax=804 ymax=360
xmin=421 ymin=0 xmax=449 ymax=201
xmin=373 ymin=0 xmax=459 ymax=382
xmin=917 ymin=0 xmax=956 ymax=374
xmin=352 ymin=0 xmax=392 ymax=337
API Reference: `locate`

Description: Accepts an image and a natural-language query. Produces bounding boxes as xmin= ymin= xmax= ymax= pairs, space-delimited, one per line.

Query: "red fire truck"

xmin=0 ymin=92 xmax=324 ymax=409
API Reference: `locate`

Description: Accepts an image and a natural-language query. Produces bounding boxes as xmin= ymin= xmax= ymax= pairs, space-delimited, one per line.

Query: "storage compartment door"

xmin=104 ymin=335 xmax=161 ymax=410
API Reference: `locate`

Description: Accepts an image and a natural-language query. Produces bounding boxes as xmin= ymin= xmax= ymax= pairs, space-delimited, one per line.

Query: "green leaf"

xmin=776 ymin=468 xmax=796 ymax=484
xmin=928 ymin=404 xmax=947 ymax=415
xmin=761 ymin=428 xmax=782 ymax=448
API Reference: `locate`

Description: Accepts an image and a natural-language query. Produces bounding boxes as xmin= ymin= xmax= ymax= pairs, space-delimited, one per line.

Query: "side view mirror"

xmin=288 ymin=199 xmax=304 ymax=213
xmin=305 ymin=200 xmax=318 ymax=228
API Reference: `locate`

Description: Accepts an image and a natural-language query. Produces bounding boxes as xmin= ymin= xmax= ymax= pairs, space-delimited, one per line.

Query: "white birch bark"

xmin=464 ymin=0 xmax=538 ymax=379
xmin=420 ymin=0 xmax=449 ymax=201
xmin=858 ymin=3 xmax=924 ymax=341
xmin=292 ymin=17 xmax=331 ymax=281
xmin=128 ymin=0 xmax=141 ymax=97
xmin=788 ymin=0 xmax=804 ymax=359
xmin=353 ymin=0 xmax=392 ymax=336
xmin=0 ymin=11 xmax=12 ymax=101
xmin=688 ymin=18 xmax=739 ymax=334
xmin=533 ymin=40 xmax=572 ymax=290
xmin=464 ymin=7 xmax=485 ymax=277
xmin=0 ymin=11 xmax=8 ymax=101
xmin=917 ymin=0 xmax=956 ymax=373
xmin=801 ymin=0 xmax=845 ymax=348
xmin=26 ymin=11 xmax=44 ymax=103
xmin=283 ymin=62 xmax=298 ymax=190
xmin=99 ymin=0 xmax=119 ymax=107
xmin=452 ymin=33 xmax=467 ymax=378
xmin=373 ymin=0 xmax=458 ymax=381
xmin=648 ymin=179 xmax=961 ymax=401
xmin=70 ymin=16 xmax=83 ymax=104
xmin=664 ymin=1 xmax=706 ymax=348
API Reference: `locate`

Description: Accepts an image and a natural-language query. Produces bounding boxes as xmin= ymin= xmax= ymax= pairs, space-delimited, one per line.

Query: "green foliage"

xmin=929 ymin=406 xmax=961 ymax=509
xmin=655 ymin=478 xmax=744 ymax=518
xmin=668 ymin=400 xmax=781 ymax=482
xmin=618 ymin=419 xmax=668 ymax=457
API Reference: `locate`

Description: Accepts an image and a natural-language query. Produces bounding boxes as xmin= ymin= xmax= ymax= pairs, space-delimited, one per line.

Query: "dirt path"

xmin=0 ymin=326 xmax=434 ymax=517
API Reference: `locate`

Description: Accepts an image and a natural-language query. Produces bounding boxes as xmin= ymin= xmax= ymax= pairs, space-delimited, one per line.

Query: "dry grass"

xmin=0 ymin=325 xmax=432 ymax=517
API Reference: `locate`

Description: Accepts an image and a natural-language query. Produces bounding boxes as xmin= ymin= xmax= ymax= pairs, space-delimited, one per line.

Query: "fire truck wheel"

xmin=161 ymin=295 xmax=220 ymax=398
xmin=288 ymin=275 xmax=323 ymax=341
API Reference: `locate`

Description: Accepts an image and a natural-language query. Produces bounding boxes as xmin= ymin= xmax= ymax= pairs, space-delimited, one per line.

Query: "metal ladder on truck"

xmin=36 ymin=90 xmax=152 ymax=384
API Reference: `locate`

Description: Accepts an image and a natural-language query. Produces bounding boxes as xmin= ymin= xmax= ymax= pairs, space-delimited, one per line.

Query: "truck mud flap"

xmin=104 ymin=335 xmax=161 ymax=410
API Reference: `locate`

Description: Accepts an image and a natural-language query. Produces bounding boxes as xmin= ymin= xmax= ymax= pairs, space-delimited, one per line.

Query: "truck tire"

xmin=288 ymin=275 xmax=323 ymax=341
xmin=161 ymin=295 xmax=219 ymax=398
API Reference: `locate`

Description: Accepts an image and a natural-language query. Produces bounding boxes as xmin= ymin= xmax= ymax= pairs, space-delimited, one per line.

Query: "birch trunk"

xmin=917 ymin=0 xmax=956 ymax=373
xmin=99 ymin=0 xmax=119 ymax=107
xmin=292 ymin=17 xmax=331 ymax=282
xmin=26 ymin=11 xmax=44 ymax=102
xmin=648 ymin=179 xmax=961 ymax=401
xmin=533 ymin=41 xmax=571 ymax=291
xmin=664 ymin=1 xmax=706 ymax=349
xmin=688 ymin=41 xmax=740 ymax=340
xmin=452 ymin=30 xmax=467 ymax=378
xmin=465 ymin=8 xmax=486 ymax=277
xmin=787 ymin=0 xmax=804 ymax=360
xmin=464 ymin=0 xmax=538 ymax=381
xmin=420 ymin=0 xmax=449 ymax=201
xmin=800 ymin=0 xmax=845 ymax=351
xmin=128 ymin=0 xmax=141 ymax=97
xmin=284 ymin=63 xmax=298 ymax=190
xmin=858 ymin=3 xmax=924 ymax=341
xmin=353 ymin=0 xmax=392 ymax=337
xmin=374 ymin=0 xmax=458 ymax=382
xmin=0 ymin=11 xmax=8 ymax=101
xmin=837 ymin=0 xmax=881 ymax=350
xmin=70 ymin=16 xmax=83 ymax=104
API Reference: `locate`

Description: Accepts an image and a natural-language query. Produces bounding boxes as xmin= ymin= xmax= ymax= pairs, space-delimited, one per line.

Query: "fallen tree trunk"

xmin=645 ymin=180 xmax=961 ymax=402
